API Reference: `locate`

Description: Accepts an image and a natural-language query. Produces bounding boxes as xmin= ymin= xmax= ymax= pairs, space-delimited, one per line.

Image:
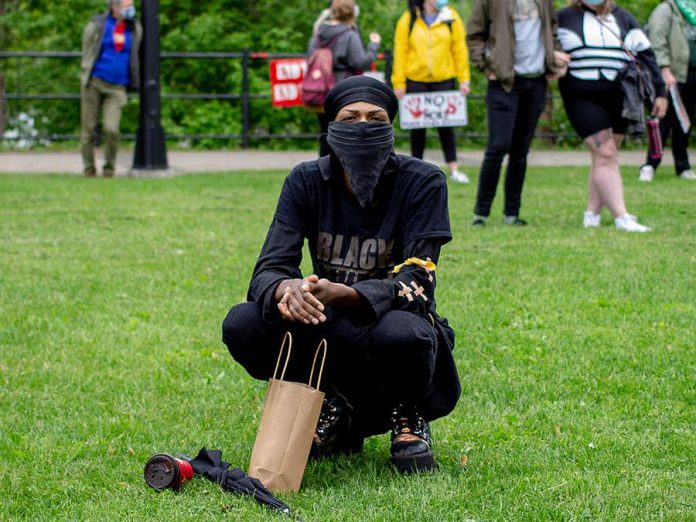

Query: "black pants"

xmin=645 ymin=67 xmax=696 ymax=174
xmin=407 ymin=79 xmax=458 ymax=163
xmin=222 ymin=302 xmax=438 ymax=436
xmin=474 ymin=76 xmax=547 ymax=217
xmin=317 ymin=113 xmax=331 ymax=157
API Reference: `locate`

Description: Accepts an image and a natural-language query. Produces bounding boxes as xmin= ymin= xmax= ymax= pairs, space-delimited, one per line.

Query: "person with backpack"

xmin=638 ymin=0 xmax=696 ymax=182
xmin=306 ymin=0 xmax=381 ymax=156
xmin=467 ymin=0 xmax=569 ymax=226
xmin=392 ymin=0 xmax=471 ymax=184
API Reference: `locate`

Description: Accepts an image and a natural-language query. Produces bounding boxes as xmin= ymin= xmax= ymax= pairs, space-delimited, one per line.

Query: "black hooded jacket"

xmin=246 ymin=153 xmax=461 ymax=434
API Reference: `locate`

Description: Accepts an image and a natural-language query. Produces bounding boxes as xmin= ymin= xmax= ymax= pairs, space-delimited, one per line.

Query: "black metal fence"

xmin=0 ymin=50 xmax=577 ymax=146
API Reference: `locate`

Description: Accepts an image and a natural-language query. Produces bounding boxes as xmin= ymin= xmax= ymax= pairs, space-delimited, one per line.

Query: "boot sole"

xmin=390 ymin=451 xmax=436 ymax=473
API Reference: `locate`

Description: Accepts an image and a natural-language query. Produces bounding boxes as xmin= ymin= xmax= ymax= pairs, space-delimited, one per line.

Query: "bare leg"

xmin=587 ymin=170 xmax=602 ymax=213
xmin=584 ymin=129 xmax=627 ymax=218
xmin=447 ymin=161 xmax=458 ymax=174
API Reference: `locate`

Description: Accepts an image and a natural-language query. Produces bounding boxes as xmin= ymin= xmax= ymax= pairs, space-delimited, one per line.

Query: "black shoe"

xmin=472 ymin=217 xmax=486 ymax=226
xmin=310 ymin=397 xmax=363 ymax=459
xmin=390 ymin=405 xmax=436 ymax=473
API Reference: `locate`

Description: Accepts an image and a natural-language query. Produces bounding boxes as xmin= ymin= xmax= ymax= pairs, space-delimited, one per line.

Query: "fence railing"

xmin=0 ymin=50 xmax=578 ymax=146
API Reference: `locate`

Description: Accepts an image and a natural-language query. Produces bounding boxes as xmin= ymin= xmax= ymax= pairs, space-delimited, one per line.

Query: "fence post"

xmin=0 ymin=74 xmax=5 ymax=135
xmin=132 ymin=0 xmax=170 ymax=176
xmin=241 ymin=49 xmax=250 ymax=149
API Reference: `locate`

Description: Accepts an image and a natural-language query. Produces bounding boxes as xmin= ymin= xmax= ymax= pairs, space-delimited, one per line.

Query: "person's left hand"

xmin=459 ymin=82 xmax=470 ymax=96
xmin=303 ymin=278 xmax=342 ymax=305
xmin=652 ymin=96 xmax=668 ymax=119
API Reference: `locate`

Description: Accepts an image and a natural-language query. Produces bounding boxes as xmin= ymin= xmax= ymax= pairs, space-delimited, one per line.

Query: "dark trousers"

xmin=645 ymin=67 xmax=696 ymax=174
xmin=317 ymin=113 xmax=331 ymax=157
xmin=407 ymin=79 xmax=458 ymax=163
xmin=474 ymin=76 xmax=547 ymax=217
xmin=222 ymin=302 xmax=438 ymax=436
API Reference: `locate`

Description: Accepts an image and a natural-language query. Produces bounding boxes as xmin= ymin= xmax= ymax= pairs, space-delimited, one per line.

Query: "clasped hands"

xmin=275 ymin=275 xmax=357 ymax=324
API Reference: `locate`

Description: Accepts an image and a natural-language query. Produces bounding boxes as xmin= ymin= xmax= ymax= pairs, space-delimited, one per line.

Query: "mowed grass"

xmin=0 ymin=166 xmax=694 ymax=521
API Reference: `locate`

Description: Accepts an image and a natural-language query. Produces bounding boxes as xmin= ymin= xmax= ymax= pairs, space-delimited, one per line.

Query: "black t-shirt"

xmin=248 ymin=153 xmax=452 ymax=322
xmin=275 ymin=154 xmax=451 ymax=284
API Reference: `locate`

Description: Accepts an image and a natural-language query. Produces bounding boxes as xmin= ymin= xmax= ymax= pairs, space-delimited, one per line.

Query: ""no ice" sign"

xmin=269 ymin=59 xmax=307 ymax=107
xmin=399 ymin=91 xmax=468 ymax=129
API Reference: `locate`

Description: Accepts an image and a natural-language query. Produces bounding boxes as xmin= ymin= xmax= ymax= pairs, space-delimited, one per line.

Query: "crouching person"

xmin=222 ymin=76 xmax=460 ymax=473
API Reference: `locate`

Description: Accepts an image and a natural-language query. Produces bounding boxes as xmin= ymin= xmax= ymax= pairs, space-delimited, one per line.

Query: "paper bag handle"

xmin=308 ymin=338 xmax=327 ymax=390
xmin=272 ymin=331 xmax=293 ymax=381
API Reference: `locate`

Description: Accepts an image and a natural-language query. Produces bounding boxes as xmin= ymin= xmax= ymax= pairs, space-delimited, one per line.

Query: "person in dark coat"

xmin=222 ymin=76 xmax=460 ymax=474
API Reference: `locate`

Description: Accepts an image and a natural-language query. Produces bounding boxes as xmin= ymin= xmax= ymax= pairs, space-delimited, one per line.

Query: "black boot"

xmin=390 ymin=404 xmax=436 ymax=473
xmin=310 ymin=396 xmax=364 ymax=459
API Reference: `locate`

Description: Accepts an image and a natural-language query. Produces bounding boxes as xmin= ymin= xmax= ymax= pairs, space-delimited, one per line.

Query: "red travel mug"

xmin=647 ymin=117 xmax=663 ymax=160
xmin=144 ymin=453 xmax=194 ymax=490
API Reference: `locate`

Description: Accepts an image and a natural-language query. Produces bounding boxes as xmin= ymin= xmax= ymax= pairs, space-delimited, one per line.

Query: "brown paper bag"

xmin=248 ymin=333 xmax=327 ymax=492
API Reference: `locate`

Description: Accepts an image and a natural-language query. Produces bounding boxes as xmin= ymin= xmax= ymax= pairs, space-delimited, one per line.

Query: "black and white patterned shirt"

xmin=558 ymin=6 xmax=656 ymax=82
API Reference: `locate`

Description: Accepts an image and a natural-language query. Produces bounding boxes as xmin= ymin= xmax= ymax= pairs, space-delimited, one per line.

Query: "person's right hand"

xmin=651 ymin=96 xmax=668 ymax=119
xmin=369 ymin=32 xmax=381 ymax=45
xmin=275 ymin=276 xmax=326 ymax=324
xmin=394 ymin=88 xmax=406 ymax=99
xmin=661 ymin=67 xmax=677 ymax=90
xmin=488 ymin=72 xmax=497 ymax=81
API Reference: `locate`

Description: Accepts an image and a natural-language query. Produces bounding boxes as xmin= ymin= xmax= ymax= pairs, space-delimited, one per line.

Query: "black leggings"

xmin=317 ymin=113 xmax=331 ymax=157
xmin=406 ymin=79 xmax=458 ymax=163
xmin=559 ymin=76 xmax=627 ymax=138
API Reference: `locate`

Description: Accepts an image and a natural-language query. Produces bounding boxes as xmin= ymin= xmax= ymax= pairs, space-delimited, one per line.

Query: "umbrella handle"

xmin=308 ymin=338 xmax=327 ymax=390
xmin=272 ymin=331 xmax=293 ymax=381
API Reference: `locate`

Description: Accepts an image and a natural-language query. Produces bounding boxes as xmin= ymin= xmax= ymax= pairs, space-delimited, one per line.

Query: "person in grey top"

xmin=309 ymin=0 xmax=381 ymax=156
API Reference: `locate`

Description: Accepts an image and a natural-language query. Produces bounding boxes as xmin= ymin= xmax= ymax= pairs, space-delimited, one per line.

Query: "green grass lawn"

xmin=1 ymin=167 xmax=694 ymax=521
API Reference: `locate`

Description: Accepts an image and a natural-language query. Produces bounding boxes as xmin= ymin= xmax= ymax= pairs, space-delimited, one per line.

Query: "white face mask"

xmin=120 ymin=4 xmax=136 ymax=20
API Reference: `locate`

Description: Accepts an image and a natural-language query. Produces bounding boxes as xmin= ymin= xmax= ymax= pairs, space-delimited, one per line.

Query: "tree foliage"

xmin=0 ymin=0 xmax=661 ymax=147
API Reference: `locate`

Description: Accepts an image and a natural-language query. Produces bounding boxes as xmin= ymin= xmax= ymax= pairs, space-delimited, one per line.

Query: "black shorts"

xmin=559 ymin=76 xmax=628 ymax=139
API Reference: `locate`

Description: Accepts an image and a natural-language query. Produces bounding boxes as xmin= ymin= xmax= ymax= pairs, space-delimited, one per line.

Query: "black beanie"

xmin=323 ymin=75 xmax=399 ymax=122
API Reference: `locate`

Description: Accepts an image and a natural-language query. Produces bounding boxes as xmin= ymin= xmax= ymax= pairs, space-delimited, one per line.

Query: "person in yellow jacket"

xmin=392 ymin=0 xmax=471 ymax=183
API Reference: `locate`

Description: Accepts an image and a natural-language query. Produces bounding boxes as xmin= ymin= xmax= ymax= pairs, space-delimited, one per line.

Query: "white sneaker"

xmin=638 ymin=165 xmax=654 ymax=182
xmin=679 ymin=169 xmax=696 ymax=180
xmin=583 ymin=211 xmax=601 ymax=228
xmin=450 ymin=171 xmax=469 ymax=184
xmin=615 ymin=213 xmax=651 ymax=232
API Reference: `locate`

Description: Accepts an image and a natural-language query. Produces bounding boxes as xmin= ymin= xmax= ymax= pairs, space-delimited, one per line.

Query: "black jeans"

xmin=407 ymin=79 xmax=458 ymax=163
xmin=222 ymin=302 xmax=437 ymax=436
xmin=317 ymin=113 xmax=331 ymax=157
xmin=474 ymin=76 xmax=547 ymax=217
xmin=645 ymin=67 xmax=696 ymax=174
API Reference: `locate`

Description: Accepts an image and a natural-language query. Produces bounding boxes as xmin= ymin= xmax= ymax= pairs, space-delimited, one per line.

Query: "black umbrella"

xmin=185 ymin=447 xmax=292 ymax=517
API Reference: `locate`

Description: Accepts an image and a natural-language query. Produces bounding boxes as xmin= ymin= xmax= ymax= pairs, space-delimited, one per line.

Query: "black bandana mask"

xmin=326 ymin=121 xmax=395 ymax=207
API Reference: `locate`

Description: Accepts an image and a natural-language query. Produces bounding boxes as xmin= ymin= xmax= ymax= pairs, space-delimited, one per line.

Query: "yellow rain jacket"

xmin=392 ymin=6 xmax=471 ymax=90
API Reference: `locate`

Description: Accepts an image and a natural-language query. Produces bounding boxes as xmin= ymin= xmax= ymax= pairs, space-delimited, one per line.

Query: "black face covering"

xmin=326 ymin=121 xmax=395 ymax=207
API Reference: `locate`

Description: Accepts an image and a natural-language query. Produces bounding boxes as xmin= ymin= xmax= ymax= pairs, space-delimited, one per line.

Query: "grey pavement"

xmin=0 ymin=148 xmax=693 ymax=176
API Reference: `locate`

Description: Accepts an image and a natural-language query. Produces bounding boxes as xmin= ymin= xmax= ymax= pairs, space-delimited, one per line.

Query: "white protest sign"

xmin=399 ymin=90 xmax=468 ymax=129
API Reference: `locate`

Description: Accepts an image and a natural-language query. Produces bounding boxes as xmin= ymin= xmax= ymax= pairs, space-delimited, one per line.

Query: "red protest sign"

xmin=269 ymin=59 xmax=307 ymax=107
